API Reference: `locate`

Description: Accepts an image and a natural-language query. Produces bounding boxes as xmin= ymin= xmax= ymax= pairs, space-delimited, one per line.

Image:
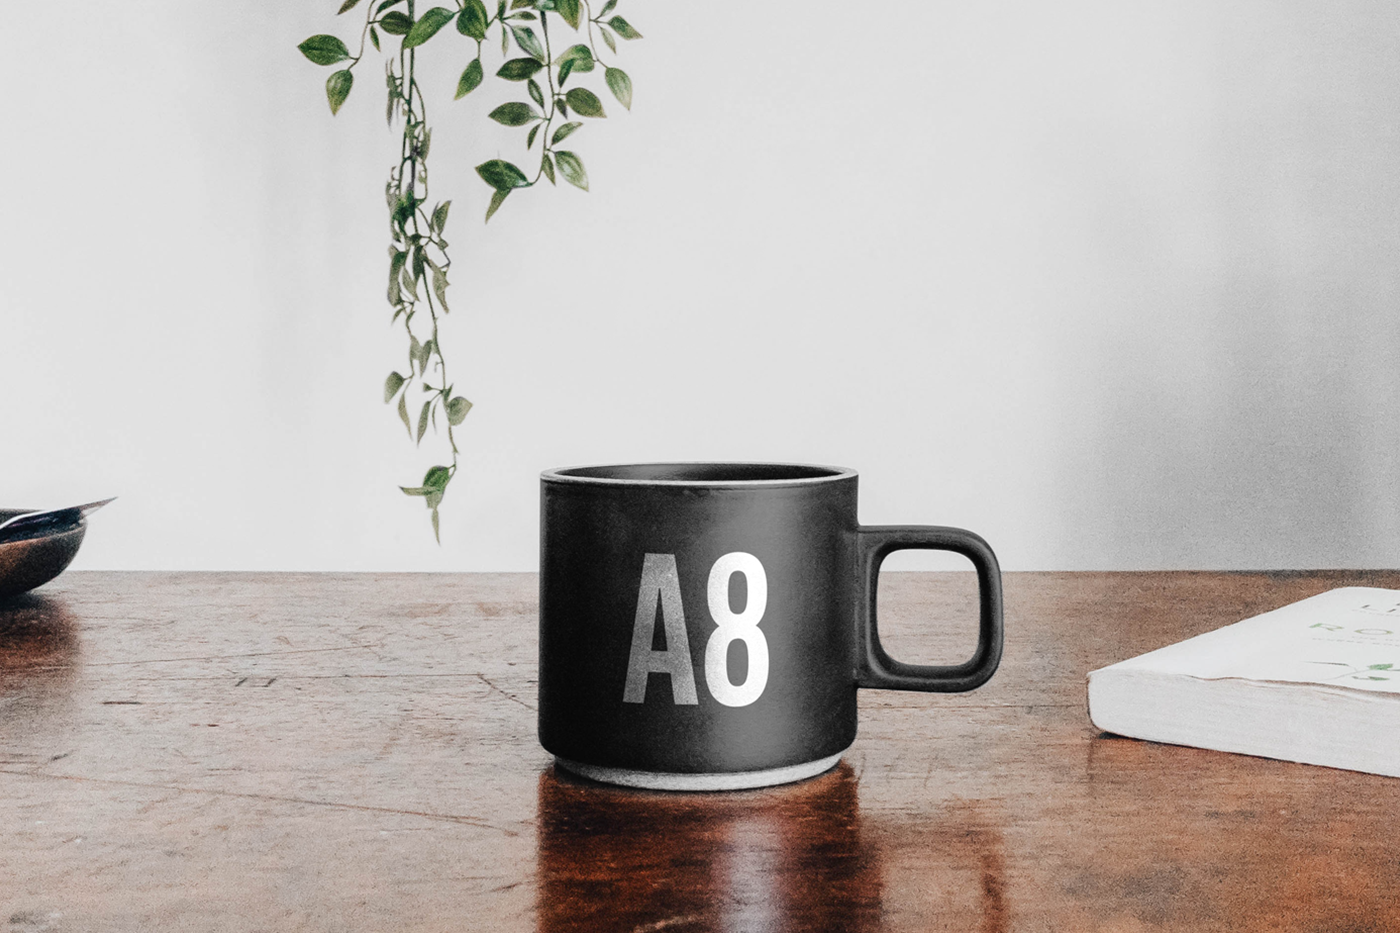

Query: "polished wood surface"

xmin=4 ymin=570 xmax=1400 ymax=931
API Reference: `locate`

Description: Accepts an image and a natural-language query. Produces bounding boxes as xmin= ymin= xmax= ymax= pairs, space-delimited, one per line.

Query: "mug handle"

xmin=855 ymin=525 xmax=1004 ymax=692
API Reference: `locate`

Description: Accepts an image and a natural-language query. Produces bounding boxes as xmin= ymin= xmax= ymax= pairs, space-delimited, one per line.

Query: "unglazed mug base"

xmin=553 ymin=749 xmax=847 ymax=792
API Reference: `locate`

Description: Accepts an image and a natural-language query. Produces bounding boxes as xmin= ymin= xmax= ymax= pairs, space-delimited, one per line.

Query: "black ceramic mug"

xmin=538 ymin=463 xmax=1003 ymax=790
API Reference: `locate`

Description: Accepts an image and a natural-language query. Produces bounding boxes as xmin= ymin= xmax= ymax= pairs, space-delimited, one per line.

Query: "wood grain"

xmin=3 ymin=570 xmax=1399 ymax=931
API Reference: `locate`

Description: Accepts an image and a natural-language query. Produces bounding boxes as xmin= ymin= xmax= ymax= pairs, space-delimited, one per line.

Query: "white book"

xmin=1087 ymin=587 xmax=1400 ymax=777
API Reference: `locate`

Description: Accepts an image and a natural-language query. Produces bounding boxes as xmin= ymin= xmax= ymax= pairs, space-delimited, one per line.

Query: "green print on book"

xmin=298 ymin=0 xmax=642 ymax=541
xmin=1312 ymin=661 xmax=1396 ymax=682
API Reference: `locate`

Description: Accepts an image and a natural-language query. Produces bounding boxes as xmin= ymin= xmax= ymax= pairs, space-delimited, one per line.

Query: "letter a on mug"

xmin=623 ymin=553 xmax=699 ymax=705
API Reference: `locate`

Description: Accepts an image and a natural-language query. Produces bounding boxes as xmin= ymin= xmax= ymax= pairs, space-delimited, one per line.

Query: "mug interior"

xmin=545 ymin=463 xmax=852 ymax=484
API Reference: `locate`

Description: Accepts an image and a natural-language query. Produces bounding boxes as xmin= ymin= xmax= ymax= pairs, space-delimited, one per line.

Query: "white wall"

xmin=1 ymin=1 xmax=1396 ymax=571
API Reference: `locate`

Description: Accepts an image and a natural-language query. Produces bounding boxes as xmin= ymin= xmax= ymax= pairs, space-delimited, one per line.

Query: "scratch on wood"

xmin=475 ymin=673 xmax=536 ymax=711
xmin=77 ymin=642 xmax=385 ymax=668
xmin=632 ymin=915 xmax=704 ymax=932
xmin=0 ymin=767 xmax=519 ymax=836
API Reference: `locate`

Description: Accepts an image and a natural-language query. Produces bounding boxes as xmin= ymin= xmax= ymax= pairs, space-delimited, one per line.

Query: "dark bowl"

xmin=0 ymin=509 xmax=87 ymax=600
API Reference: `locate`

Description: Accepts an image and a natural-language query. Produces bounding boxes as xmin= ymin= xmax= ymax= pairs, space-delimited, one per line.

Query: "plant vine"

xmin=299 ymin=0 xmax=641 ymax=540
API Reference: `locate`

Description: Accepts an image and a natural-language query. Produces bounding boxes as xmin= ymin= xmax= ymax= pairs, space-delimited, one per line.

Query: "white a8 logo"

xmin=704 ymin=552 xmax=769 ymax=707
xmin=623 ymin=552 xmax=769 ymax=708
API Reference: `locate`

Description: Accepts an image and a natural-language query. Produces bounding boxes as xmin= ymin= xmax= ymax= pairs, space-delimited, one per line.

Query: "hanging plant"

xmin=298 ymin=0 xmax=641 ymax=540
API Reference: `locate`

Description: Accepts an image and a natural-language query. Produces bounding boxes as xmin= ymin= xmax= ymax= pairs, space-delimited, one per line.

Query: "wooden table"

xmin=4 ymin=570 xmax=1400 ymax=931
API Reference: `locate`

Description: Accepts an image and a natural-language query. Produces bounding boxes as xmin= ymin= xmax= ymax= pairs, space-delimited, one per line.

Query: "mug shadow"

xmin=535 ymin=761 xmax=882 ymax=933
xmin=861 ymin=799 xmax=1009 ymax=933
xmin=536 ymin=761 xmax=1013 ymax=933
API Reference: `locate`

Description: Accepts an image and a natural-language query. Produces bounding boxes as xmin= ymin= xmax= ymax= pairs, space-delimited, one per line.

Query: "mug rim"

xmin=541 ymin=461 xmax=856 ymax=487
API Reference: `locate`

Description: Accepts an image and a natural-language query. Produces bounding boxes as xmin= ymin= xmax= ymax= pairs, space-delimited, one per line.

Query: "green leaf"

xmin=552 ymin=121 xmax=582 ymax=144
xmin=598 ymin=0 xmax=618 ymax=16
xmin=526 ymin=123 xmax=540 ymax=149
xmin=1371 ymin=663 xmax=1395 ymax=670
xmin=298 ymin=35 xmax=351 ymax=66
xmin=409 ymin=333 xmax=423 ymax=372
xmin=554 ymin=150 xmax=587 ymax=190
xmin=338 ymin=0 xmax=362 ymax=13
xmin=400 ymin=485 xmax=428 ymax=496
xmin=458 ymin=0 xmax=489 ymax=39
xmin=384 ymin=371 xmax=406 ymax=402
xmin=599 ymin=26 xmax=616 ymax=53
xmin=564 ymin=87 xmax=604 ymax=117
xmin=431 ymin=200 xmax=451 ymax=234
xmin=392 ymin=195 xmax=415 ymax=231
xmin=541 ymin=152 xmax=556 ymax=184
xmin=476 ymin=160 xmax=530 ymax=190
xmin=556 ymin=0 xmax=580 ymax=28
xmin=377 ymin=0 xmax=404 ymax=13
xmin=553 ymin=44 xmax=594 ymax=69
xmin=424 ymin=465 xmax=452 ymax=491
xmin=369 ymin=26 xmax=381 ymax=50
xmin=431 ymin=508 xmax=440 ymax=543
xmin=388 ymin=249 xmax=407 ymax=303
xmin=557 ymin=58 xmax=574 ymax=86
xmin=510 ymin=0 xmax=534 ymax=8
xmin=488 ymin=102 xmax=540 ymax=126
xmin=411 ymin=246 xmax=426 ymax=285
xmin=379 ymin=11 xmax=413 ymax=34
xmin=432 ymin=264 xmax=449 ymax=311
xmin=605 ymin=66 xmax=632 ymax=109
xmin=497 ymin=57 xmax=544 ymax=81
xmin=397 ymin=392 xmax=411 ymax=436
xmin=528 ymin=77 xmax=545 ymax=108
xmin=326 ymin=69 xmax=354 ymax=114
xmin=447 ymin=396 xmax=473 ymax=425
xmin=485 ymin=188 xmax=510 ymax=222
xmin=404 ymin=7 xmax=456 ymax=47
xmin=455 ymin=58 xmax=484 ymax=98
xmin=607 ymin=15 xmax=641 ymax=38
xmin=416 ymin=400 xmax=431 ymax=443
xmin=511 ymin=25 xmax=546 ymax=61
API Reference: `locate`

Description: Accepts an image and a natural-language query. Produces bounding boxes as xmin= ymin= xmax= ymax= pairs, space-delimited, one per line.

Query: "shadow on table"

xmin=536 ymin=761 xmax=880 ymax=932
xmin=0 ymin=592 xmax=78 ymax=675
xmin=0 ymin=592 xmax=79 ymax=730
xmin=1072 ymin=735 xmax=1400 ymax=931
xmin=536 ymin=761 xmax=1011 ymax=933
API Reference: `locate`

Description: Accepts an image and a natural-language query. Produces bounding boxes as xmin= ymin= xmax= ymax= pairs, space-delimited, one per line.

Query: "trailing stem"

xmin=298 ymin=0 xmax=642 ymax=540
